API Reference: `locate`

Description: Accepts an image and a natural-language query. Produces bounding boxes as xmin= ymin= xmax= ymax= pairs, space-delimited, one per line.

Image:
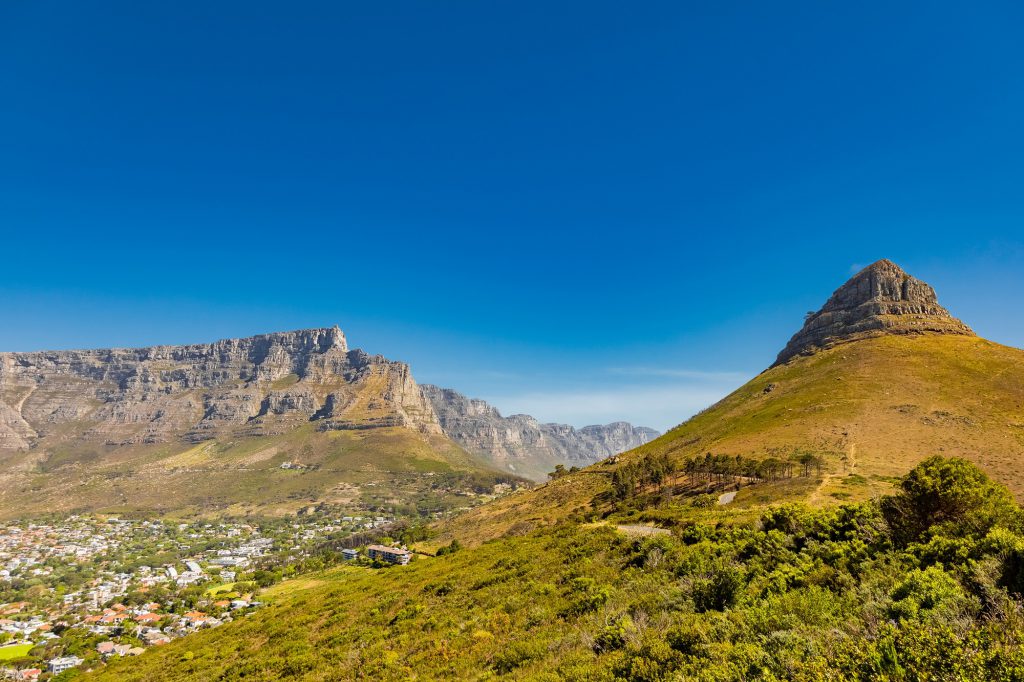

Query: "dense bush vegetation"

xmin=94 ymin=457 xmax=1024 ymax=681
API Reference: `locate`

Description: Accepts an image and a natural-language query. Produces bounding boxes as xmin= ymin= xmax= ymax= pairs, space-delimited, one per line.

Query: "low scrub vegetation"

xmin=94 ymin=456 xmax=1024 ymax=680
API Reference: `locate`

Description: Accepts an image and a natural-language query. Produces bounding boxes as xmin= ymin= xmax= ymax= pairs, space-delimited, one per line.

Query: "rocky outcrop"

xmin=774 ymin=260 xmax=975 ymax=366
xmin=0 ymin=327 xmax=442 ymax=450
xmin=421 ymin=385 xmax=659 ymax=480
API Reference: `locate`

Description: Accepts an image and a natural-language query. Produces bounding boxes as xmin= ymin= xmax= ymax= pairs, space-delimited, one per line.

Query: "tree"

xmin=881 ymin=456 xmax=1018 ymax=545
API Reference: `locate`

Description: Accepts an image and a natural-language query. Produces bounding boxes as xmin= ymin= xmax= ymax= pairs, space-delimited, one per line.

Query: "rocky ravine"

xmin=421 ymin=384 xmax=660 ymax=480
xmin=0 ymin=326 xmax=442 ymax=452
xmin=774 ymin=259 xmax=975 ymax=366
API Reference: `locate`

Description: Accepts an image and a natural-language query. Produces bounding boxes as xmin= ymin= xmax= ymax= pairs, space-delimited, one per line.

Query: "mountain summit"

xmin=774 ymin=259 xmax=974 ymax=365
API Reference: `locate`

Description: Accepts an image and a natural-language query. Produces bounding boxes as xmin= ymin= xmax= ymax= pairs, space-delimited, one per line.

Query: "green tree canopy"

xmin=882 ymin=456 xmax=1018 ymax=545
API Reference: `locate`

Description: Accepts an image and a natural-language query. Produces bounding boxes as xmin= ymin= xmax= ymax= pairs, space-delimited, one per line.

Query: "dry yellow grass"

xmin=635 ymin=334 xmax=1024 ymax=496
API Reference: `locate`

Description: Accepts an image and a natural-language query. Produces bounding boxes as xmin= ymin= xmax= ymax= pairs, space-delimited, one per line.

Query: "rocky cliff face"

xmin=421 ymin=385 xmax=659 ymax=480
xmin=774 ymin=259 xmax=975 ymax=366
xmin=0 ymin=327 xmax=441 ymax=451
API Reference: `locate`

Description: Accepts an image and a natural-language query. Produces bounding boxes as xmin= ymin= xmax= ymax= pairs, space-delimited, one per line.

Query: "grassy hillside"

xmin=0 ymin=426 xmax=520 ymax=520
xmin=637 ymin=334 xmax=1024 ymax=500
xmin=91 ymin=456 xmax=1024 ymax=681
xmin=432 ymin=334 xmax=1024 ymax=548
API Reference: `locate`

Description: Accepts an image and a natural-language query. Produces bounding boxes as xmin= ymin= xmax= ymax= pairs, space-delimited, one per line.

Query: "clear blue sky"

xmin=3 ymin=2 xmax=1023 ymax=430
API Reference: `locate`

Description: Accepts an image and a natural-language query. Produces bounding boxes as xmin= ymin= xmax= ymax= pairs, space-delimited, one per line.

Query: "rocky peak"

xmin=774 ymin=259 xmax=974 ymax=366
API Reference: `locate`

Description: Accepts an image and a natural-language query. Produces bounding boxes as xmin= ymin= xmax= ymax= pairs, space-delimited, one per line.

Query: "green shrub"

xmin=888 ymin=566 xmax=967 ymax=621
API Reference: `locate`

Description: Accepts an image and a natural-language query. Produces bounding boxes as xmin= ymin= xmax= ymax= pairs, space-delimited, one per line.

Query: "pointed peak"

xmin=773 ymin=260 xmax=974 ymax=366
xmin=858 ymin=258 xmax=904 ymax=275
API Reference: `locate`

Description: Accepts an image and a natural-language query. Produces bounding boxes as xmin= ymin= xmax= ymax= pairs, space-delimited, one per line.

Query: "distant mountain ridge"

xmin=0 ymin=326 xmax=480 ymax=517
xmin=0 ymin=327 xmax=654 ymax=515
xmin=421 ymin=384 xmax=659 ymax=480
xmin=0 ymin=326 xmax=441 ymax=451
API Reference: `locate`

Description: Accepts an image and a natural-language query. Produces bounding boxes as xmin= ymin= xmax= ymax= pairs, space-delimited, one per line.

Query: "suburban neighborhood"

xmin=0 ymin=513 xmax=410 ymax=678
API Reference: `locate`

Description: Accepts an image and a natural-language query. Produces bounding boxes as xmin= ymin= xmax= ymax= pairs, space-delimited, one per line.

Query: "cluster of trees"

xmin=610 ymin=453 xmax=672 ymax=500
xmin=682 ymin=450 xmax=825 ymax=483
xmin=605 ymin=449 xmax=827 ymax=504
xmin=548 ymin=464 xmax=581 ymax=480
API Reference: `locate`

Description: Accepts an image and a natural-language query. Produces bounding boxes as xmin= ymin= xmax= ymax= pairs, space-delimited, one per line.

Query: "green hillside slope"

xmin=434 ymin=334 xmax=1024 ymax=548
xmin=641 ymin=334 xmax=1024 ymax=502
xmin=0 ymin=426 xmax=517 ymax=520
xmin=92 ymin=457 xmax=1024 ymax=681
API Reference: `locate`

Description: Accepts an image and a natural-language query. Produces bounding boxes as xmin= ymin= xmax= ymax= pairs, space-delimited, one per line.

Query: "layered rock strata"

xmin=774 ymin=259 xmax=974 ymax=365
xmin=0 ymin=326 xmax=441 ymax=450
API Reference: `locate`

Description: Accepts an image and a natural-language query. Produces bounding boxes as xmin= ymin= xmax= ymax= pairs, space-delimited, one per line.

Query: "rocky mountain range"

xmin=421 ymin=385 xmax=659 ymax=480
xmin=0 ymin=326 xmax=440 ymax=452
xmin=0 ymin=327 xmax=656 ymax=513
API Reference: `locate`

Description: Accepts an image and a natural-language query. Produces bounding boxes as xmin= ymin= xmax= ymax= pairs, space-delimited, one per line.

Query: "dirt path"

xmin=809 ymin=441 xmax=857 ymax=506
xmin=614 ymin=524 xmax=672 ymax=537
xmin=717 ymin=491 xmax=737 ymax=505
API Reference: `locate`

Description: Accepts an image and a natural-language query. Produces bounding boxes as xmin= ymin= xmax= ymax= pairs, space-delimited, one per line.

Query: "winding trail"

xmin=808 ymin=440 xmax=858 ymax=506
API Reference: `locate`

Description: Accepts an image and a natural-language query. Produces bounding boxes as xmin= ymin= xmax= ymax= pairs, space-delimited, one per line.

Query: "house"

xmin=341 ymin=548 xmax=358 ymax=561
xmin=183 ymin=610 xmax=209 ymax=627
xmin=16 ymin=669 xmax=41 ymax=681
xmin=2 ymin=601 xmax=29 ymax=615
xmin=97 ymin=641 xmax=115 ymax=655
xmin=135 ymin=612 xmax=162 ymax=624
xmin=47 ymin=656 xmax=83 ymax=674
xmin=143 ymin=630 xmax=171 ymax=645
xmin=366 ymin=545 xmax=411 ymax=565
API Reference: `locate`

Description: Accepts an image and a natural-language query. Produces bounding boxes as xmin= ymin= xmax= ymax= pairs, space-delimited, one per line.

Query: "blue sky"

xmin=2 ymin=2 xmax=1024 ymax=430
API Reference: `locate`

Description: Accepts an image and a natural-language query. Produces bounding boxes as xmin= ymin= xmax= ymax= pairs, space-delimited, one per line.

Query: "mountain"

xmin=90 ymin=260 xmax=1024 ymax=682
xmin=0 ymin=327 xmax=438 ymax=450
xmin=421 ymin=384 xmax=659 ymax=480
xmin=639 ymin=259 xmax=1024 ymax=503
xmin=0 ymin=327 xmax=511 ymax=518
xmin=436 ymin=259 xmax=1024 ymax=543
xmin=774 ymin=258 xmax=974 ymax=365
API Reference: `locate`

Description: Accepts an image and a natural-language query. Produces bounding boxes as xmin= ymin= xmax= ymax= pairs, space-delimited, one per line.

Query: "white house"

xmin=48 ymin=656 xmax=83 ymax=674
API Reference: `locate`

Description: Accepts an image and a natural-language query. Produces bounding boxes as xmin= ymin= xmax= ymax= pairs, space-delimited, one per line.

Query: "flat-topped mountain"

xmin=0 ymin=328 xmax=496 ymax=518
xmin=775 ymin=259 xmax=974 ymax=365
xmin=0 ymin=326 xmax=440 ymax=452
xmin=0 ymin=328 xmax=655 ymax=517
xmin=421 ymin=385 xmax=659 ymax=480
